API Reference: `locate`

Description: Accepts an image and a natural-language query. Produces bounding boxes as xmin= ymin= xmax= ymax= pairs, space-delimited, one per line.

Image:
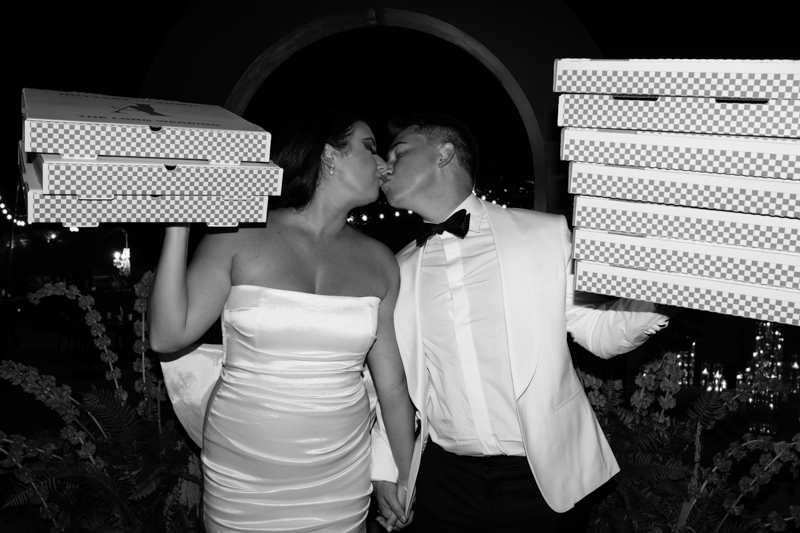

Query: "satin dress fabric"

xmin=202 ymin=285 xmax=379 ymax=532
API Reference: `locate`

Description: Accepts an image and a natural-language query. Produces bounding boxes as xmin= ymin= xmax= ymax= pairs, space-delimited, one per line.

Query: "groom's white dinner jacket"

xmin=370 ymin=195 xmax=670 ymax=513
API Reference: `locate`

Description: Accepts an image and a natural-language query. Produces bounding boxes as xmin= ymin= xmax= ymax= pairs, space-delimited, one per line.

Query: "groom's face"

xmin=381 ymin=126 xmax=441 ymax=212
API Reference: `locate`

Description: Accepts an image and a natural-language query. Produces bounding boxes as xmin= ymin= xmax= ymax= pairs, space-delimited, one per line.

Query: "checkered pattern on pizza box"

xmin=26 ymin=193 xmax=268 ymax=228
xmin=573 ymin=229 xmax=800 ymax=291
xmin=553 ymin=59 xmax=800 ymax=100
xmin=558 ymin=94 xmax=800 ymax=138
xmin=20 ymin=154 xmax=267 ymax=227
xmin=22 ymin=89 xmax=271 ymax=164
xmin=573 ymin=196 xmax=800 ymax=254
xmin=561 ymin=128 xmax=800 ymax=180
xmin=569 ymin=163 xmax=800 ymax=218
xmin=24 ymin=120 xmax=270 ymax=164
xmin=38 ymin=155 xmax=283 ymax=198
xmin=575 ymin=260 xmax=800 ymax=326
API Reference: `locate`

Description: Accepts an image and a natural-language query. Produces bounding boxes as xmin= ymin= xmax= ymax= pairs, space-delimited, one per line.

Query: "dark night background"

xmin=3 ymin=1 xmax=799 ymax=372
xmin=0 ymin=0 xmax=798 ymax=449
xmin=0 ymin=0 xmax=798 ymax=528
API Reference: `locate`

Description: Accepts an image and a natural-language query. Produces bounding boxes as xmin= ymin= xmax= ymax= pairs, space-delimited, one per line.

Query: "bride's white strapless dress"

xmin=161 ymin=285 xmax=379 ymax=532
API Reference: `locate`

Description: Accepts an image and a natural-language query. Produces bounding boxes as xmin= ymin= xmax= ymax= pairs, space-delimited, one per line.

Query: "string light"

xmin=0 ymin=193 xmax=26 ymax=227
xmin=351 ymin=191 xmax=514 ymax=225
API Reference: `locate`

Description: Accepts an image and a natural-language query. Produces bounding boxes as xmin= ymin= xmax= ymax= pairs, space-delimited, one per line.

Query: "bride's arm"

xmin=366 ymin=250 xmax=416 ymax=500
xmin=148 ymin=226 xmax=233 ymax=353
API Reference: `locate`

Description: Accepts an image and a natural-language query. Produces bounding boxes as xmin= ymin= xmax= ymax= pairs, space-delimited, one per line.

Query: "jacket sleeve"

xmin=364 ymin=365 xmax=400 ymax=482
xmin=560 ymin=216 xmax=673 ymax=358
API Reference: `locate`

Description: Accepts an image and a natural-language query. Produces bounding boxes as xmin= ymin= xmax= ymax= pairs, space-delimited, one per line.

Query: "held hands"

xmin=373 ymin=480 xmax=414 ymax=531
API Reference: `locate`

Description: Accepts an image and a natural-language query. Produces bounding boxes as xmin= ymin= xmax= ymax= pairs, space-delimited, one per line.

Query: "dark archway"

xmin=141 ymin=0 xmax=602 ymax=215
xmin=242 ymin=27 xmax=533 ymax=251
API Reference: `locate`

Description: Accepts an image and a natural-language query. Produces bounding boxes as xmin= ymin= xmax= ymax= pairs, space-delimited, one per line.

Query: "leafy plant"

xmin=579 ymin=352 xmax=800 ymax=533
xmin=0 ymin=273 xmax=204 ymax=532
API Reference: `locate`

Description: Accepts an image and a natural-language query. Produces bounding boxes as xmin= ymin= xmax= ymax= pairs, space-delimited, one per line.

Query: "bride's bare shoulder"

xmin=196 ymin=224 xmax=273 ymax=256
xmin=348 ymin=229 xmax=399 ymax=276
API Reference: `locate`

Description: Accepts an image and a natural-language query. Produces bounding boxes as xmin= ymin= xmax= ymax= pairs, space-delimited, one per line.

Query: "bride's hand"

xmin=373 ymin=480 xmax=413 ymax=531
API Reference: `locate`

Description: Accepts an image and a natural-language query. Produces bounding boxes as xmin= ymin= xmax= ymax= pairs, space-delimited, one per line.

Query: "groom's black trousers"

xmin=411 ymin=440 xmax=561 ymax=533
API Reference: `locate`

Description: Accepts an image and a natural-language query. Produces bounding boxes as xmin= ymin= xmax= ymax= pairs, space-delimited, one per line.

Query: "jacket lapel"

xmin=483 ymin=201 xmax=540 ymax=399
xmin=394 ymin=243 xmax=428 ymax=411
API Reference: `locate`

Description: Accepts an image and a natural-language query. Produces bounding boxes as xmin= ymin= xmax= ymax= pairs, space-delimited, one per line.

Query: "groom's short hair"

xmin=388 ymin=113 xmax=479 ymax=186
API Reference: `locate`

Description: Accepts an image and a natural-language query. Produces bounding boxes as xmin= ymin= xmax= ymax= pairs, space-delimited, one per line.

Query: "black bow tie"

xmin=416 ymin=209 xmax=471 ymax=247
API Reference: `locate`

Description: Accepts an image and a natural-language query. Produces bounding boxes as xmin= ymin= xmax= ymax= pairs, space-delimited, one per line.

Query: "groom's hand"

xmin=373 ymin=480 xmax=411 ymax=531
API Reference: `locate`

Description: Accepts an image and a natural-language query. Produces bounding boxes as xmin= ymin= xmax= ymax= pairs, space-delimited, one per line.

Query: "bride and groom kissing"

xmin=149 ymin=110 xmax=674 ymax=533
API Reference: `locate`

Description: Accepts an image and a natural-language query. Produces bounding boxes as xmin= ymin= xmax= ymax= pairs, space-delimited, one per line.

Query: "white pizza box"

xmin=569 ymin=162 xmax=800 ymax=219
xmin=34 ymin=153 xmax=282 ymax=199
xmin=573 ymin=228 xmax=800 ymax=292
xmin=553 ymin=59 xmax=800 ymax=100
xmin=561 ymin=128 xmax=800 ymax=180
xmin=572 ymin=196 xmax=800 ymax=255
xmin=574 ymin=260 xmax=800 ymax=326
xmin=558 ymin=94 xmax=800 ymax=138
xmin=20 ymin=148 xmax=267 ymax=227
xmin=22 ymin=88 xmax=271 ymax=164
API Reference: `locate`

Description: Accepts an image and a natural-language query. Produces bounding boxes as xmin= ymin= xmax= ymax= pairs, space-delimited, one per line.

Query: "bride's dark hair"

xmin=269 ymin=109 xmax=362 ymax=211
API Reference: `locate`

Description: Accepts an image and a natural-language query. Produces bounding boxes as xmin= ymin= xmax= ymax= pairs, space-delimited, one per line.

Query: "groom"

xmin=370 ymin=113 xmax=674 ymax=532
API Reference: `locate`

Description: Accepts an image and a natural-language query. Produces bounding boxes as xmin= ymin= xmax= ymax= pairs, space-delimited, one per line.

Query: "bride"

xmin=148 ymin=110 xmax=415 ymax=532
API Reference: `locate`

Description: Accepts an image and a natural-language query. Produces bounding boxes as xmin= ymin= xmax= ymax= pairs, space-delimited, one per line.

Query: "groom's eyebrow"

xmin=389 ymin=140 xmax=407 ymax=151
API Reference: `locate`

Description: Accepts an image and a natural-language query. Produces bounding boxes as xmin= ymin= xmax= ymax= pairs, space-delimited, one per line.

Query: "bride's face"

xmin=331 ymin=121 xmax=387 ymax=205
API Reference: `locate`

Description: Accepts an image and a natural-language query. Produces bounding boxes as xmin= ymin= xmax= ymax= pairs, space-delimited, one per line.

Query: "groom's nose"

xmin=376 ymin=157 xmax=389 ymax=175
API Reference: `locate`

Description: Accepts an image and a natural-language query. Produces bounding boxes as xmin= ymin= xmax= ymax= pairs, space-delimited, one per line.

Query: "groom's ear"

xmin=437 ymin=143 xmax=456 ymax=168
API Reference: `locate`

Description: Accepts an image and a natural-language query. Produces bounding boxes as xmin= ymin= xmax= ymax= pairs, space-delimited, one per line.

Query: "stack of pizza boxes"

xmin=19 ymin=89 xmax=282 ymax=227
xmin=554 ymin=59 xmax=800 ymax=326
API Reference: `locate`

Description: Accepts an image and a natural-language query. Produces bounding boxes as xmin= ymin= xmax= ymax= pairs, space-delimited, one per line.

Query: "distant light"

xmin=7 ymin=215 xmax=12 ymax=220
xmin=491 ymin=200 xmax=496 ymax=204
xmin=2 ymin=209 xmax=6 ymax=215
xmin=407 ymin=210 xmax=412 ymax=214
xmin=481 ymin=195 xmax=486 ymax=200
xmin=379 ymin=214 xmax=385 ymax=219
xmin=361 ymin=214 xmax=368 ymax=222
xmin=69 ymin=227 xmax=79 ymax=232
xmin=113 ymin=247 xmax=131 ymax=277
xmin=0 ymin=203 xmax=4 ymax=208
xmin=394 ymin=211 xmax=400 ymax=217
xmin=502 ymin=205 xmax=507 ymax=209
xmin=49 ymin=232 xmax=57 ymax=239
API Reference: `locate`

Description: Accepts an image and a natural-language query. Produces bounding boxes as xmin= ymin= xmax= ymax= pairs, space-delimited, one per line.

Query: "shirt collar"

xmin=423 ymin=193 xmax=484 ymax=233
xmin=451 ymin=193 xmax=484 ymax=234
xmin=419 ymin=193 xmax=484 ymax=252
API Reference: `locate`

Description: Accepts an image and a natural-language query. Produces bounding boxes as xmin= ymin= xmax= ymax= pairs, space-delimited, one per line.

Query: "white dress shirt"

xmin=419 ymin=194 xmax=525 ymax=456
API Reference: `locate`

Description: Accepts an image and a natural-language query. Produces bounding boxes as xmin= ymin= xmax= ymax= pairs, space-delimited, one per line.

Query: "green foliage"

xmin=0 ymin=272 xmax=204 ymax=532
xmin=579 ymin=353 xmax=800 ymax=533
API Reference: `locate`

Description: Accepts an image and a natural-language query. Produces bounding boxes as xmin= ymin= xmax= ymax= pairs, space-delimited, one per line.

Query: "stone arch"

xmin=142 ymin=1 xmax=600 ymax=213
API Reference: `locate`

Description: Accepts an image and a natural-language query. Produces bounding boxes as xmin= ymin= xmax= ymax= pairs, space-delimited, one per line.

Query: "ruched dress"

xmin=201 ymin=285 xmax=378 ymax=532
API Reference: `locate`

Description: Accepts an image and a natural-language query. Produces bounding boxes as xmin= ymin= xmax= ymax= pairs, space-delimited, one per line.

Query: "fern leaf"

xmin=686 ymin=481 xmax=728 ymax=531
xmin=81 ymin=386 xmax=141 ymax=441
xmin=130 ymin=466 xmax=166 ymax=500
xmin=633 ymin=430 xmax=670 ymax=453
xmin=1 ymin=482 xmax=34 ymax=509
xmin=54 ymin=463 xmax=139 ymax=528
xmin=624 ymin=459 xmax=691 ymax=484
xmin=685 ymin=391 xmax=727 ymax=430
